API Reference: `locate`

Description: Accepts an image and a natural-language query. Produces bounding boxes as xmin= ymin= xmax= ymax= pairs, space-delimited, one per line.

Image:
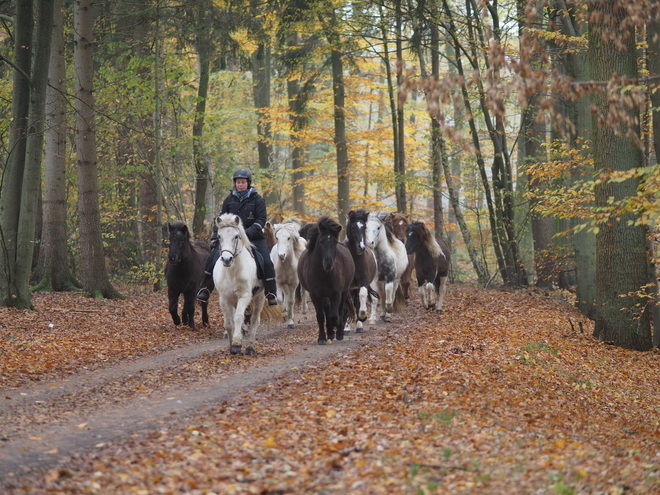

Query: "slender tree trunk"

xmin=328 ymin=10 xmax=350 ymax=228
xmin=0 ymin=0 xmax=33 ymax=307
xmin=35 ymin=0 xmax=79 ymax=292
xmin=250 ymin=3 xmax=276 ymax=209
xmin=394 ymin=0 xmax=406 ymax=212
xmin=589 ymin=0 xmax=651 ymax=350
xmin=16 ymin=0 xmax=55 ymax=303
xmin=192 ymin=0 xmax=211 ymax=237
xmin=74 ymin=0 xmax=121 ymax=299
xmin=286 ymin=33 xmax=308 ymax=216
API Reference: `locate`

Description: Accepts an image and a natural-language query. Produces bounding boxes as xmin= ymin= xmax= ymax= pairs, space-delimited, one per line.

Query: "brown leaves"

xmin=3 ymin=284 xmax=660 ymax=493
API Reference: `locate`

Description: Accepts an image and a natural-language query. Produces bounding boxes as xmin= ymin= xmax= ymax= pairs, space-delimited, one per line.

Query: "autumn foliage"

xmin=1 ymin=284 xmax=660 ymax=493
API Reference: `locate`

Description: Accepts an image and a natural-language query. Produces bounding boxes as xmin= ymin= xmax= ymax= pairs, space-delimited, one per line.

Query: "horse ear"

xmin=233 ymin=215 xmax=240 ymax=225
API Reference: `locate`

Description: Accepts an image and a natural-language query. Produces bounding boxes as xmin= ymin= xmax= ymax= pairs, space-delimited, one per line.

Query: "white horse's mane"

xmin=215 ymin=214 xmax=253 ymax=250
xmin=274 ymin=222 xmax=305 ymax=258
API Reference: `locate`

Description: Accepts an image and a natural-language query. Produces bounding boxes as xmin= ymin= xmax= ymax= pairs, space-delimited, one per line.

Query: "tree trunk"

xmin=192 ymin=0 xmax=211 ymax=238
xmin=16 ymin=0 xmax=55 ymax=300
xmin=589 ymin=0 xmax=651 ymax=350
xmin=250 ymin=2 xmax=276 ymax=210
xmin=35 ymin=0 xmax=79 ymax=292
xmin=647 ymin=1 xmax=660 ymax=345
xmin=74 ymin=0 xmax=121 ymax=299
xmin=328 ymin=11 xmax=350 ymax=229
xmin=0 ymin=0 xmax=33 ymax=307
xmin=286 ymin=33 xmax=308 ymax=216
xmin=394 ymin=0 xmax=406 ymax=212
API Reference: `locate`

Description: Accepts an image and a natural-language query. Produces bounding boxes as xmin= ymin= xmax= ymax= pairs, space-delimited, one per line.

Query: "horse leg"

xmin=183 ymin=291 xmax=196 ymax=329
xmin=245 ymin=295 xmax=265 ymax=355
xmin=284 ymin=285 xmax=295 ymax=328
xmin=220 ymin=301 xmax=236 ymax=349
xmin=300 ymin=287 xmax=308 ymax=315
xmin=312 ymin=298 xmax=327 ymax=345
xmin=231 ymin=295 xmax=252 ymax=354
xmin=326 ymin=296 xmax=339 ymax=342
xmin=200 ymin=299 xmax=209 ymax=327
xmin=358 ymin=286 xmax=369 ymax=322
xmin=168 ymin=291 xmax=181 ymax=326
xmin=436 ymin=276 xmax=448 ymax=313
xmin=383 ymin=280 xmax=394 ymax=321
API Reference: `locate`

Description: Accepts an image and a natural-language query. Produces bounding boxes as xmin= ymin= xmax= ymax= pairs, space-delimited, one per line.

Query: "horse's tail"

xmin=295 ymin=283 xmax=302 ymax=305
xmin=393 ymin=283 xmax=407 ymax=313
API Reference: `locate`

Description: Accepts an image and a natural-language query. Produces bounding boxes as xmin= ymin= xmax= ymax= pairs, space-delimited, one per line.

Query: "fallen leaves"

xmin=2 ymin=284 xmax=660 ymax=493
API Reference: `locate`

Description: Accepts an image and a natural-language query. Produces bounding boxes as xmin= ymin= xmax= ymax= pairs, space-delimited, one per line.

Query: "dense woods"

xmin=0 ymin=0 xmax=659 ymax=351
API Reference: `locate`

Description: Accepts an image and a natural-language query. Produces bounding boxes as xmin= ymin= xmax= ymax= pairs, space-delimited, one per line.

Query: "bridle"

xmin=218 ymin=224 xmax=242 ymax=260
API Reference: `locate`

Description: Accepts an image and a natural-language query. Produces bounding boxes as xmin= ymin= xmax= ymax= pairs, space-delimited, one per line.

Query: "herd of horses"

xmin=165 ymin=210 xmax=450 ymax=354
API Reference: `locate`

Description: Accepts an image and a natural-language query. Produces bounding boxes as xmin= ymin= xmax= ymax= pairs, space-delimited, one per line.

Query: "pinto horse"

xmin=165 ymin=222 xmax=210 ymax=329
xmin=298 ymin=216 xmax=355 ymax=345
xmin=344 ymin=209 xmax=379 ymax=332
xmin=213 ymin=214 xmax=265 ymax=355
xmin=390 ymin=212 xmax=415 ymax=300
xmin=365 ymin=211 xmax=409 ymax=322
xmin=405 ymin=220 xmax=451 ymax=312
xmin=270 ymin=221 xmax=308 ymax=328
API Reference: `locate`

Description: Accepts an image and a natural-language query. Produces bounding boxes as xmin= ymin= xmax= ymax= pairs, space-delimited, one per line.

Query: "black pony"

xmin=405 ymin=220 xmax=451 ymax=312
xmin=344 ymin=209 xmax=379 ymax=331
xmin=298 ymin=216 xmax=355 ymax=344
xmin=165 ymin=222 xmax=210 ymax=329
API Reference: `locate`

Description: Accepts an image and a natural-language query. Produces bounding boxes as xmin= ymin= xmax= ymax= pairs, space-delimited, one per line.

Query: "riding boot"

xmin=197 ymin=248 xmax=219 ymax=303
xmin=265 ymin=277 xmax=277 ymax=306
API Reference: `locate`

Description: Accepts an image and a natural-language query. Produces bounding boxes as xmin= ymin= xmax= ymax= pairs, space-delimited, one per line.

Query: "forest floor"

xmin=0 ymin=283 xmax=659 ymax=494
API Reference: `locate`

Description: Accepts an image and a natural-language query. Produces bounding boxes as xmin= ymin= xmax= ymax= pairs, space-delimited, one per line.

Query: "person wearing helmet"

xmin=197 ymin=169 xmax=277 ymax=306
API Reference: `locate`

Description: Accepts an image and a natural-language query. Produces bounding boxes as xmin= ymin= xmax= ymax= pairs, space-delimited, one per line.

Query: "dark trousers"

xmin=202 ymin=238 xmax=276 ymax=296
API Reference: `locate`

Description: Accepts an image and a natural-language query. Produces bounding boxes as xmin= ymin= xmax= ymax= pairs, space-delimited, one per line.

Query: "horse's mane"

xmin=370 ymin=211 xmax=396 ymax=245
xmin=215 ymin=213 xmax=253 ymax=249
xmin=409 ymin=221 xmax=442 ymax=258
xmin=274 ymin=222 xmax=305 ymax=258
xmin=306 ymin=216 xmax=341 ymax=250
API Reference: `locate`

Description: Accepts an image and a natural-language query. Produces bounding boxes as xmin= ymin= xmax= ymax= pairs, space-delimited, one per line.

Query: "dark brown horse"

xmin=298 ymin=216 xmax=355 ymax=344
xmin=390 ymin=212 xmax=414 ymax=300
xmin=344 ymin=209 xmax=379 ymax=331
xmin=405 ymin=220 xmax=451 ymax=312
xmin=165 ymin=222 xmax=210 ymax=329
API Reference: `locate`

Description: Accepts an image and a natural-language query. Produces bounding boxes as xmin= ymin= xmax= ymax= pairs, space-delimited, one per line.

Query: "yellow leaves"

xmin=325 ymin=409 xmax=337 ymax=419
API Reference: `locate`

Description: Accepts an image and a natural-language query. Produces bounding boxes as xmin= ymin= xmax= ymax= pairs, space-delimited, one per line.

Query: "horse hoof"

xmin=287 ymin=323 xmax=295 ymax=329
xmin=356 ymin=328 xmax=364 ymax=333
xmin=318 ymin=340 xmax=327 ymax=345
xmin=230 ymin=345 xmax=242 ymax=355
xmin=245 ymin=347 xmax=256 ymax=356
xmin=344 ymin=329 xmax=351 ymax=335
xmin=383 ymin=315 xmax=392 ymax=323
xmin=436 ymin=308 xmax=444 ymax=314
xmin=336 ymin=333 xmax=344 ymax=341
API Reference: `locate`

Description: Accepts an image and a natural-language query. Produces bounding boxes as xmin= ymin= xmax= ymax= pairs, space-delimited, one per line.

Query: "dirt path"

xmin=0 ymin=312 xmax=390 ymax=484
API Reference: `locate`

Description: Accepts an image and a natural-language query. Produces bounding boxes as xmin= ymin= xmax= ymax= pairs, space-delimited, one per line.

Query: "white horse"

xmin=365 ymin=211 xmax=409 ymax=322
xmin=270 ymin=222 xmax=308 ymax=328
xmin=213 ymin=213 xmax=265 ymax=355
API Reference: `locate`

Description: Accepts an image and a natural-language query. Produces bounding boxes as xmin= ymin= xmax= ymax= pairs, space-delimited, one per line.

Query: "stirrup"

xmin=266 ymin=293 xmax=277 ymax=306
xmin=196 ymin=287 xmax=210 ymax=303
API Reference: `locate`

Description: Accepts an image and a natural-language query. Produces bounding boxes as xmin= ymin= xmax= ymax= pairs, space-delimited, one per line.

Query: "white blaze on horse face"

xmin=356 ymin=221 xmax=366 ymax=251
xmin=276 ymin=233 xmax=290 ymax=261
xmin=365 ymin=220 xmax=379 ymax=248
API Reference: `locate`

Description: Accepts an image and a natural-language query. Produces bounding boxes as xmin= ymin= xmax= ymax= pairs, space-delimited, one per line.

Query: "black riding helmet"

xmin=233 ymin=169 xmax=252 ymax=186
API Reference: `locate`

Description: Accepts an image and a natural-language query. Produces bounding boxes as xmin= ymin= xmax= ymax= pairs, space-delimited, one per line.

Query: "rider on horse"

xmin=197 ymin=169 xmax=278 ymax=306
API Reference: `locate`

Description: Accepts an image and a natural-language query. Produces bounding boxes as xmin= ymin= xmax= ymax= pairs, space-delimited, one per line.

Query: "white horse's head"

xmin=215 ymin=214 xmax=250 ymax=267
xmin=365 ymin=211 xmax=390 ymax=249
xmin=273 ymin=222 xmax=300 ymax=262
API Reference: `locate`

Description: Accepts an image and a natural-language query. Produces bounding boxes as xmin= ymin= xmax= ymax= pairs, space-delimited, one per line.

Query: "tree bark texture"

xmin=589 ymin=0 xmax=651 ymax=350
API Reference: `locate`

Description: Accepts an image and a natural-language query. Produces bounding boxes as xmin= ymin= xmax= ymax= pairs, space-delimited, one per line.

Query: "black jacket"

xmin=219 ymin=186 xmax=266 ymax=241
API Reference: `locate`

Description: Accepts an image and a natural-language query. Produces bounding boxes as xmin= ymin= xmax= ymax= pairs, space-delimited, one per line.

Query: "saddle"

xmin=251 ymin=247 xmax=267 ymax=282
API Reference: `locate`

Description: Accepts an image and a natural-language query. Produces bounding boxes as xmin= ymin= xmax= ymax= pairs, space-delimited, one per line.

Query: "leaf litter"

xmin=1 ymin=284 xmax=659 ymax=494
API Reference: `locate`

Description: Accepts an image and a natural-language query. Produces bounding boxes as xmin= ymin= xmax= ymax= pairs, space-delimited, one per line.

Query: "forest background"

xmin=0 ymin=0 xmax=659 ymax=351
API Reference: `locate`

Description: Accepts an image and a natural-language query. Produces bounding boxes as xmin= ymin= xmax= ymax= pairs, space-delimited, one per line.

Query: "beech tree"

xmin=74 ymin=0 xmax=121 ymax=299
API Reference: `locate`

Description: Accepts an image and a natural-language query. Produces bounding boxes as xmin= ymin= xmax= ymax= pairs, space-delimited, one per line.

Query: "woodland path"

xmin=0 ymin=310 xmax=387 ymax=486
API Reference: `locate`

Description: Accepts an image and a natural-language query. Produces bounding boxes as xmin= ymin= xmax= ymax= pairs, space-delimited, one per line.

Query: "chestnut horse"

xmin=390 ymin=212 xmax=414 ymax=300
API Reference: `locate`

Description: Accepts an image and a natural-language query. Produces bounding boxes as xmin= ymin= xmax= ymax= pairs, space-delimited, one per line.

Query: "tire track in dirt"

xmin=0 ymin=316 xmax=390 ymax=483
